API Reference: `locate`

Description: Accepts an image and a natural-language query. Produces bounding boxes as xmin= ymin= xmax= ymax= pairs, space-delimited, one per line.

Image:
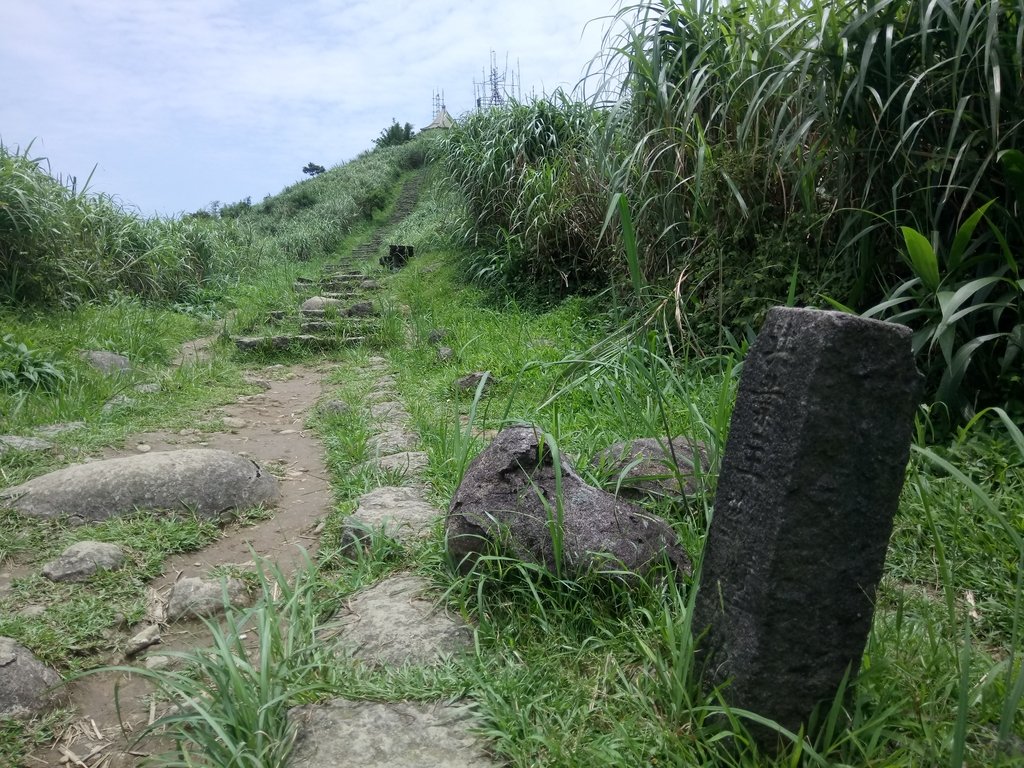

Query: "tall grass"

xmin=0 ymin=143 xmax=267 ymax=308
xmin=232 ymin=140 xmax=428 ymax=262
xmin=440 ymin=94 xmax=613 ymax=294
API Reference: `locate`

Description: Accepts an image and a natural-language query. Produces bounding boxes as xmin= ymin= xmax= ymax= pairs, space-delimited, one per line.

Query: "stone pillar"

xmin=693 ymin=307 xmax=920 ymax=742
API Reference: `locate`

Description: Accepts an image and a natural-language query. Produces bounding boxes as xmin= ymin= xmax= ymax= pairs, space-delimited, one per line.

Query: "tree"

xmin=373 ymin=119 xmax=415 ymax=149
xmin=302 ymin=162 xmax=326 ymax=176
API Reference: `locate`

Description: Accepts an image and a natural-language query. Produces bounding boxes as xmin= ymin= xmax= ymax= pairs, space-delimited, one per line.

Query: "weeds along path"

xmin=22 ymin=172 xmax=497 ymax=767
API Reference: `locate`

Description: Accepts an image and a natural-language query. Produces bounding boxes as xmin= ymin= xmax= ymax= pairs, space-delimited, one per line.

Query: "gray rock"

xmin=33 ymin=421 xmax=85 ymax=437
xmin=359 ymin=279 xmax=380 ymax=290
xmin=134 ymin=383 xmax=162 ymax=394
xmin=0 ymin=636 xmax=63 ymax=719
xmin=366 ymin=388 xmax=399 ymax=404
xmin=446 ymin=425 xmax=691 ymax=581
xmin=290 ymin=699 xmax=493 ymax=768
xmin=370 ymin=400 xmax=409 ymax=422
xmin=41 ymin=541 xmax=126 ymax=582
xmin=0 ymin=448 xmax=278 ymax=523
xmin=330 ymin=575 xmax=471 ymax=666
xmin=427 ymin=328 xmax=448 ymax=345
xmin=693 ymin=307 xmax=921 ymax=743
xmin=102 ymin=394 xmax=136 ymax=413
xmin=301 ymin=296 xmax=344 ymax=312
xmin=221 ymin=416 xmax=248 ymax=429
xmin=593 ymin=437 xmax=709 ymax=498
xmin=377 ymin=451 xmax=429 ymax=476
xmin=80 ymin=350 xmax=131 ymax=374
xmin=166 ymin=576 xmax=249 ymax=621
xmin=346 ymin=301 xmax=376 ymax=317
xmin=125 ymin=624 xmax=161 ymax=657
xmin=371 ymin=426 xmax=417 ymax=456
xmin=437 ymin=346 xmax=455 ymax=362
xmin=0 ymin=436 xmax=54 ymax=455
xmin=455 ymin=371 xmax=492 ymax=393
xmin=320 ymin=399 xmax=350 ymax=416
xmin=344 ymin=487 xmax=439 ymax=546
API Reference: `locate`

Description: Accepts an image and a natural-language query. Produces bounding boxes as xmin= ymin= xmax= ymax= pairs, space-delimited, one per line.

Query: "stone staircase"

xmin=232 ymin=174 xmax=424 ymax=354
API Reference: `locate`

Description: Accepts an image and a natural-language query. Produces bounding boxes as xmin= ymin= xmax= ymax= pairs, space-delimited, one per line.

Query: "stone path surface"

xmin=290 ymin=700 xmax=490 ymax=768
xmin=11 ymin=173 xmax=500 ymax=767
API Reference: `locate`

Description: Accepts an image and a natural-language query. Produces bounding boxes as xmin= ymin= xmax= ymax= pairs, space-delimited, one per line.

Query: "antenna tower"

xmin=473 ymin=50 xmax=521 ymax=110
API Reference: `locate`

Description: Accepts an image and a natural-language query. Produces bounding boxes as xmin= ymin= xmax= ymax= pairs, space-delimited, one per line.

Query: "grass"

xmin=2 ymin=110 xmax=1021 ymax=767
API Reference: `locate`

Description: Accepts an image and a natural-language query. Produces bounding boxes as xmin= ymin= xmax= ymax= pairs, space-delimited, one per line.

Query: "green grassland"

xmin=1 ymin=1 xmax=1022 ymax=764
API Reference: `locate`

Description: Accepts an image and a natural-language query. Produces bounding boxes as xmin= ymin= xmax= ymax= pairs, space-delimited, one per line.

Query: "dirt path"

xmin=20 ymin=174 xmax=496 ymax=768
xmin=30 ymin=363 xmax=337 ymax=767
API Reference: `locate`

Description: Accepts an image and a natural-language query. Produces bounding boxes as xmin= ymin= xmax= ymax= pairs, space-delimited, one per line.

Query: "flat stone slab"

xmin=371 ymin=426 xmax=417 ymax=456
xmin=33 ymin=422 xmax=85 ymax=437
xmin=377 ymin=451 xmax=429 ymax=476
xmin=301 ymin=296 xmax=345 ymax=312
xmin=234 ymin=335 xmax=361 ymax=352
xmin=347 ymin=486 xmax=439 ymax=543
xmin=0 ymin=448 xmax=278 ymax=523
xmin=370 ymin=400 xmax=409 ymax=422
xmin=0 ymin=636 xmax=63 ymax=720
xmin=290 ymin=700 xmax=493 ymax=768
xmin=41 ymin=541 xmax=125 ymax=582
xmin=331 ymin=575 xmax=471 ymax=665
xmin=0 ymin=436 xmax=54 ymax=455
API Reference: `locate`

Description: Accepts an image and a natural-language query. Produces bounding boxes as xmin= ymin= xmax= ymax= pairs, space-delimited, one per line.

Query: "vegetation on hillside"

xmin=440 ymin=0 xmax=1023 ymax=425
xmin=1 ymin=2 xmax=1022 ymax=765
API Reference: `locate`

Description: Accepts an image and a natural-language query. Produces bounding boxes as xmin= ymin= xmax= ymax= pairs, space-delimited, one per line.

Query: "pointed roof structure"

xmin=422 ymin=107 xmax=454 ymax=132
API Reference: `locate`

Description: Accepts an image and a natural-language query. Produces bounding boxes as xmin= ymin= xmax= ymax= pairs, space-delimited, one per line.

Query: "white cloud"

xmin=1 ymin=0 xmax=619 ymax=215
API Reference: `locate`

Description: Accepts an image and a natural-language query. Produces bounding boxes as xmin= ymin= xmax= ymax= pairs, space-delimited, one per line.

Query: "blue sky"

xmin=1 ymin=1 xmax=617 ymax=217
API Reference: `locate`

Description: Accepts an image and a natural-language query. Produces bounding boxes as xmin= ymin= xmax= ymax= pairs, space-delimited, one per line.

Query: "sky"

xmin=1 ymin=1 xmax=621 ymax=218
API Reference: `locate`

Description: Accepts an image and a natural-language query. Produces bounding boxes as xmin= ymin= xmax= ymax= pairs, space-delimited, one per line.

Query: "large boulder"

xmin=0 ymin=637 xmax=63 ymax=719
xmin=446 ymin=425 xmax=691 ymax=581
xmin=0 ymin=449 xmax=278 ymax=523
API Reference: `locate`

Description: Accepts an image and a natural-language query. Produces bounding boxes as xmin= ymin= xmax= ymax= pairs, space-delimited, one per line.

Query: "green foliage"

xmin=864 ymin=203 xmax=1023 ymax=422
xmin=76 ymin=556 xmax=339 ymax=766
xmin=373 ymin=119 xmax=415 ymax=149
xmin=440 ymin=93 xmax=612 ymax=295
xmin=0 ymin=143 xmax=271 ymax=308
xmin=0 ymin=333 xmax=64 ymax=392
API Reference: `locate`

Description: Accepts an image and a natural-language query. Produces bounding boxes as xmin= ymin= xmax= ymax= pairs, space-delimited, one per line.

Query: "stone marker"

xmin=693 ymin=307 xmax=920 ymax=743
xmin=0 ymin=448 xmax=278 ymax=523
xmin=290 ymin=699 xmax=492 ymax=768
xmin=0 ymin=636 xmax=63 ymax=719
xmin=447 ymin=425 xmax=691 ymax=581
xmin=330 ymin=574 xmax=471 ymax=666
